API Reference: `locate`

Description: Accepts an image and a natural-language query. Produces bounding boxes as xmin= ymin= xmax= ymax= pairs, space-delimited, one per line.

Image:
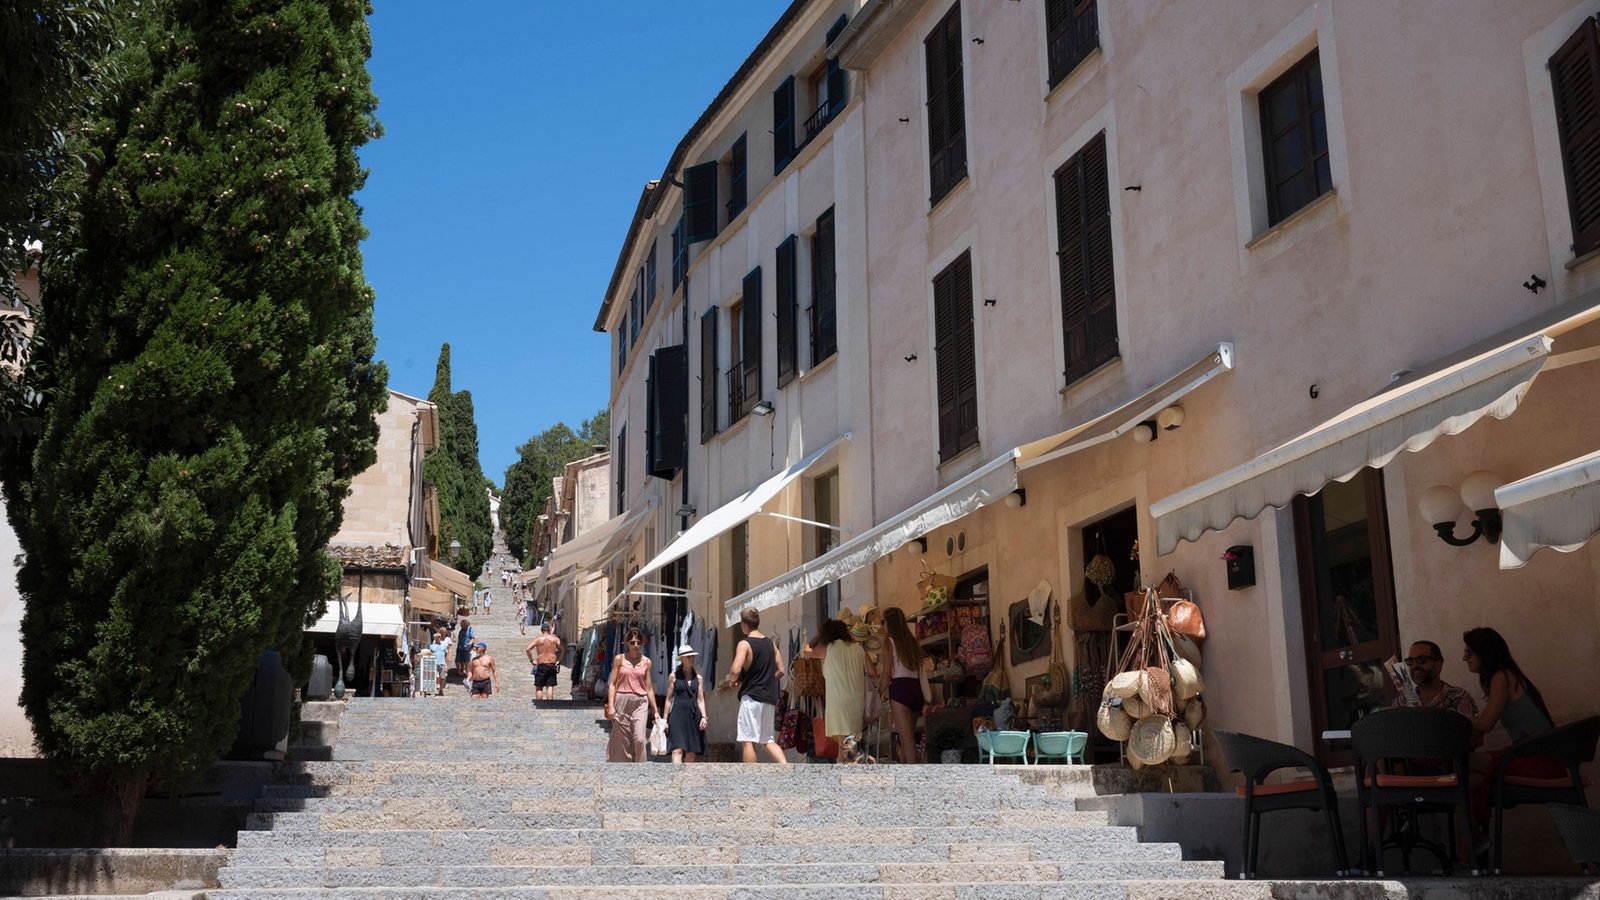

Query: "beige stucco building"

xmin=597 ymin=0 xmax=1600 ymax=768
xmin=528 ymin=447 xmax=615 ymax=640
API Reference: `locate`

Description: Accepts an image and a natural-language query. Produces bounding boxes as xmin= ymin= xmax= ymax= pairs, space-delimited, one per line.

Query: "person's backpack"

xmin=957 ymin=623 xmax=993 ymax=676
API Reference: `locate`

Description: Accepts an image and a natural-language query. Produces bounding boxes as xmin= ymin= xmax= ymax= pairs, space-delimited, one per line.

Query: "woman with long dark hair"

xmin=802 ymin=618 xmax=877 ymax=762
xmin=1462 ymin=626 xmax=1561 ymax=839
xmin=881 ymin=606 xmax=927 ymax=764
xmin=606 ymin=627 xmax=660 ymax=763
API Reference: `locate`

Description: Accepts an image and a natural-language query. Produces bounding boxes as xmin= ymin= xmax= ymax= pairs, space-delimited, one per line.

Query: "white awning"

xmin=631 ymin=433 xmax=850 ymax=589
xmin=408 ymin=586 xmax=457 ymax=617
xmin=1151 ymin=298 xmax=1600 ymax=554
xmin=1496 ymin=449 xmax=1600 ymax=568
xmin=1018 ymin=342 xmax=1235 ymax=470
xmin=545 ymin=502 xmax=652 ymax=580
xmin=724 ymin=449 xmax=1018 ymax=625
xmin=307 ymin=600 xmax=405 ymax=638
xmin=418 ymin=557 xmax=475 ymax=600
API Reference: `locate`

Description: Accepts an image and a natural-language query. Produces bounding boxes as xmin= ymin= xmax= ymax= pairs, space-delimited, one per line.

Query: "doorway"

xmin=1292 ymin=468 xmax=1400 ymax=765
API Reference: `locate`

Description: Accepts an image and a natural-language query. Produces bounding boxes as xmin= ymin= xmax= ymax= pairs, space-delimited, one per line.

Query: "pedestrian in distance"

xmin=606 ymin=627 xmax=660 ymax=762
xmin=722 ymin=607 xmax=786 ymax=764
xmin=454 ymin=616 xmax=474 ymax=677
xmin=802 ymin=618 xmax=877 ymax=762
xmin=526 ymin=624 xmax=563 ymax=702
xmin=467 ymin=641 xmax=498 ymax=699
xmin=880 ymin=606 xmax=928 ymax=764
xmin=428 ymin=628 xmax=451 ymax=696
xmin=664 ymin=646 xmax=708 ymax=763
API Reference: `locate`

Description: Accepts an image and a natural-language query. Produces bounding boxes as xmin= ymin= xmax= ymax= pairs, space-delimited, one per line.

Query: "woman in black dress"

xmin=664 ymin=646 xmax=707 ymax=763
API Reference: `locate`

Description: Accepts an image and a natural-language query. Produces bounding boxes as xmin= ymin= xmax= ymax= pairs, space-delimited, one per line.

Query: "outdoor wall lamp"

xmin=903 ymin=537 xmax=927 ymax=556
xmin=448 ymin=539 xmax=461 ymax=560
xmin=751 ymin=400 xmax=775 ymax=416
xmin=1418 ymin=470 xmax=1505 ymax=546
xmin=1004 ymin=489 xmax=1027 ymax=508
xmin=675 ymin=504 xmax=696 ymax=518
xmin=1132 ymin=420 xmax=1159 ymax=443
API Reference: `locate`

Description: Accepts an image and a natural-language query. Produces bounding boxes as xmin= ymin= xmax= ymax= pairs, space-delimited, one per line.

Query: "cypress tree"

xmin=424 ymin=343 xmax=492 ymax=573
xmin=9 ymin=0 xmax=386 ymax=841
xmin=499 ymin=409 xmax=609 ymax=565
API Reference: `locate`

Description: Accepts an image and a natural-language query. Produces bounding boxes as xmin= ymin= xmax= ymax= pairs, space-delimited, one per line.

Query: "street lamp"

xmin=448 ymin=539 xmax=461 ymax=561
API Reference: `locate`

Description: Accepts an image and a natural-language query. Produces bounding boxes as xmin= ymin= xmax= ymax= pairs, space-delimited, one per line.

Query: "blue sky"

xmin=360 ymin=1 xmax=791 ymax=485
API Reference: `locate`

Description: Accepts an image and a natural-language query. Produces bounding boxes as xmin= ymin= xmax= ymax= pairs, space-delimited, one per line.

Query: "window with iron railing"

xmin=726 ymin=357 xmax=759 ymax=424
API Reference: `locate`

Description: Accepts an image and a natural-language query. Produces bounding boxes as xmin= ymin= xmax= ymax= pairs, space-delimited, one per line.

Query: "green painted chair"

xmin=979 ymin=730 xmax=1031 ymax=765
xmin=1033 ymin=730 xmax=1088 ymax=764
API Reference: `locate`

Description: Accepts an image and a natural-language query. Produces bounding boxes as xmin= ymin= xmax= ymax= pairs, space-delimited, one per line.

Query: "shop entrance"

xmin=1078 ymin=506 xmax=1138 ymax=763
xmin=1292 ymin=467 xmax=1400 ymax=765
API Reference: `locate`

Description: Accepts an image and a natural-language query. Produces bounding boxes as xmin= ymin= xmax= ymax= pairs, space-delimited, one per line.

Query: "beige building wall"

xmin=845 ymin=0 xmax=1600 ymax=774
xmin=0 ymin=263 xmax=40 ymax=756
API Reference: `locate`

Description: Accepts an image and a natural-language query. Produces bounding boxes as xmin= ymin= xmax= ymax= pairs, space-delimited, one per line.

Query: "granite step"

xmin=245 ymin=807 xmax=1108 ymax=831
xmin=197 ymin=880 xmax=1258 ymax=900
xmin=234 ymin=825 xmax=1146 ymax=850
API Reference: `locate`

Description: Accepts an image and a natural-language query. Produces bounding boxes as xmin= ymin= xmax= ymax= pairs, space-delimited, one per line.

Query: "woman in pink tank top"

xmin=606 ymin=627 xmax=661 ymax=762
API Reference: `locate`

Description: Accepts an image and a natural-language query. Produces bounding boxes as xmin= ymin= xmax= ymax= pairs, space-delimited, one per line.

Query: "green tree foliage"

xmin=499 ymin=409 xmax=609 ymax=564
xmin=423 ymin=343 xmax=492 ymax=573
xmin=3 ymin=0 xmax=387 ymax=842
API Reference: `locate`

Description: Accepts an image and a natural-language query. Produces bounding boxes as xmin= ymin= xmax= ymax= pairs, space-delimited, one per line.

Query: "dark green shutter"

xmin=645 ymin=240 xmax=657 ymax=309
xmin=671 ymin=216 xmax=687 ymax=288
xmin=774 ymin=77 xmax=796 ymax=175
xmin=700 ymin=307 xmax=719 ymax=443
xmin=649 ymin=345 xmax=687 ymax=478
xmin=645 ymin=354 xmax=658 ymax=475
xmin=684 ymin=161 xmax=719 ymax=243
xmin=1047 ymin=0 xmax=1099 ymax=88
xmin=742 ymin=267 xmax=762 ymax=408
xmin=811 ymin=208 xmax=837 ymax=363
xmin=934 ymin=252 xmax=976 ymax=461
xmin=1553 ymin=17 xmax=1600 ymax=256
xmin=1056 ymin=131 xmax=1118 ymax=383
xmin=926 ymin=5 xmax=966 ymax=204
xmin=826 ymin=58 xmax=847 ymax=118
xmin=730 ymin=134 xmax=748 ymax=218
xmin=776 ymin=235 xmax=798 ymax=387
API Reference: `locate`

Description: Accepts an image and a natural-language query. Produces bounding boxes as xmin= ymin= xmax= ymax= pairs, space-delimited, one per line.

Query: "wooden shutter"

xmin=926 ymin=5 xmax=966 ymax=204
xmin=811 ymin=208 xmax=837 ymax=364
xmin=1553 ymin=18 xmax=1600 ymax=257
xmin=826 ymin=57 xmax=847 ymax=118
xmin=1056 ymin=131 xmax=1118 ymax=384
xmin=700 ymin=306 xmax=719 ymax=443
xmin=645 ymin=354 xmax=658 ymax=475
xmin=729 ymin=134 xmax=748 ymax=218
xmin=671 ymin=216 xmax=687 ymax=288
xmin=649 ymin=345 xmax=687 ymax=478
xmin=684 ymin=161 xmax=719 ymax=243
xmin=615 ymin=427 xmax=627 ymax=516
xmin=776 ymin=235 xmax=798 ymax=387
xmin=645 ymin=240 xmax=657 ymax=310
xmin=742 ymin=267 xmax=763 ymax=405
xmin=934 ymin=252 xmax=977 ymax=461
xmin=773 ymin=77 xmax=796 ymax=175
xmin=1047 ymin=0 xmax=1099 ymax=88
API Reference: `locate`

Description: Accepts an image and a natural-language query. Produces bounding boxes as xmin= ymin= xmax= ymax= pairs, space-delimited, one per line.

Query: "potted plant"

xmin=926 ymin=724 xmax=970 ymax=764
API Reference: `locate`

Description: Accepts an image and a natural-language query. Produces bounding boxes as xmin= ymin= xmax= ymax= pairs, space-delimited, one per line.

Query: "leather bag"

xmin=1166 ymin=599 xmax=1206 ymax=641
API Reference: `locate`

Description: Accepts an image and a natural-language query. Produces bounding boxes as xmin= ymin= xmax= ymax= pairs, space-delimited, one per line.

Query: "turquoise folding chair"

xmin=1033 ymin=731 xmax=1087 ymax=764
xmin=979 ymin=730 xmax=1032 ymax=765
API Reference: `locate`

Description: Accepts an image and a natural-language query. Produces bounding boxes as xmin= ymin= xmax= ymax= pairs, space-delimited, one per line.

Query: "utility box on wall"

xmin=1225 ymin=545 xmax=1255 ymax=591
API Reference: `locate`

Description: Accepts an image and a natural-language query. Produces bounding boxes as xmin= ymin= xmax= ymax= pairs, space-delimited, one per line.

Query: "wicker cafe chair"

xmin=1033 ymin=731 xmax=1088 ymax=764
xmin=1350 ymin=706 xmax=1476 ymax=877
xmin=1213 ymin=729 xmax=1349 ymax=879
xmin=1549 ymin=803 xmax=1600 ymax=873
xmin=1490 ymin=715 xmax=1600 ymax=874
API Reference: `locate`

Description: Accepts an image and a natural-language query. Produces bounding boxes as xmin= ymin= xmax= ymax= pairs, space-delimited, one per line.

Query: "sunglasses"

xmin=627 ymin=640 xmax=642 ymax=646
xmin=1403 ymin=655 xmax=1441 ymax=666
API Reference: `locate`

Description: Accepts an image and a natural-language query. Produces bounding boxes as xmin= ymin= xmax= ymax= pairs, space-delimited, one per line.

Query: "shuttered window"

xmin=776 ymin=235 xmax=798 ymax=387
xmin=774 ymin=77 xmax=796 ymax=175
xmin=728 ymin=268 xmax=763 ymax=423
xmin=1046 ymin=0 xmax=1099 ymax=89
xmin=1552 ymin=18 xmax=1600 ymax=257
xmin=1259 ymin=51 xmax=1330 ymax=226
xmin=616 ymin=323 xmax=627 ymax=374
xmin=700 ymin=307 xmax=719 ymax=444
xmin=645 ymin=240 xmax=657 ymax=310
xmin=647 ymin=345 xmax=687 ymax=479
xmin=826 ymin=15 xmax=850 ymax=118
xmin=1055 ymin=131 xmax=1118 ymax=384
xmin=933 ymin=251 xmax=978 ymax=461
xmin=811 ymin=207 xmax=837 ymax=365
xmin=615 ymin=426 xmax=627 ymax=516
xmin=671 ymin=216 xmax=687 ymax=289
xmin=684 ymin=161 xmax=719 ymax=243
xmin=925 ymin=4 xmax=967 ymax=205
xmin=728 ymin=134 xmax=748 ymax=220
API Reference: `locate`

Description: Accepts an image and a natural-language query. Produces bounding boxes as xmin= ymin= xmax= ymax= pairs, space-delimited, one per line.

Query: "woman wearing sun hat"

xmin=803 ymin=619 xmax=878 ymax=762
xmin=663 ymin=645 xmax=708 ymax=763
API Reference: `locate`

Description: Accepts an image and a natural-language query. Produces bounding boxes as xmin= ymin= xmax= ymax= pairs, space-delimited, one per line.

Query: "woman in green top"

xmin=802 ymin=619 xmax=877 ymax=761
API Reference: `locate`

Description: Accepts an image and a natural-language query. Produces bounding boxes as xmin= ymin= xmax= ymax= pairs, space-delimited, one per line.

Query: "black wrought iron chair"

xmin=1214 ymin=729 xmax=1349 ymax=879
xmin=1490 ymin=715 xmax=1600 ymax=874
xmin=1350 ymin=706 xmax=1476 ymax=876
xmin=1549 ymin=802 xmax=1600 ymax=873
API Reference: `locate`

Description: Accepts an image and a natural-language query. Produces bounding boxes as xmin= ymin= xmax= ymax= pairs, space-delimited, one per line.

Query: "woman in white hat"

xmin=663 ymin=645 xmax=707 ymax=763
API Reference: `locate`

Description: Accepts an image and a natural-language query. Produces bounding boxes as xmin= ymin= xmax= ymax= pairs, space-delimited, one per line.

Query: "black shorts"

xmin=535 ymin=663 xmax=558 ymax=687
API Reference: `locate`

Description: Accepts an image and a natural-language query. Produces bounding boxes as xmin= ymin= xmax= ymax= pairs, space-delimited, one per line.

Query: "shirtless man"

xmin=467 ymin=641 xmax=498 ymax=699
xmin=525 ymin=624 xmax=563 ymax=701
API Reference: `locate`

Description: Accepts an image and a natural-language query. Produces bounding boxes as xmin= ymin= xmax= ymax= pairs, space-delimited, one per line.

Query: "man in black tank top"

xmin=724 ymin=607 xmax=787 ymax=763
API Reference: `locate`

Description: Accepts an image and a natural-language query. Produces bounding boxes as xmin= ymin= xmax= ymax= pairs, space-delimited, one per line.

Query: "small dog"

xmin=839 ymin=732 xmax=876 ymax=765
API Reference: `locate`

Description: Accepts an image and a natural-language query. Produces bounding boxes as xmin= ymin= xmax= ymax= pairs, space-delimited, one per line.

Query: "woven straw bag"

xmin=1120 ymin=694 xmax=1150 ymax=719
xmin=1171 ymin=657 xmax=1204 ymax=701
xmin=1170 ymin=722 xmax=1193 ymax=762
xmin=1183 ymin=697 xmax=1206 ymax=731
xmin=1139 ymin=665 xmax=1174 ymax=718
xmin=1097 ymin=701 xmax=1133 ymax=742
xmin=1109 ymin=669 xmax=1146 ymax=700
xmin=1066 ymin=590 xmax=1116 ymax=633
xmin=1127 ymin=716 xmax=1177 ymax=766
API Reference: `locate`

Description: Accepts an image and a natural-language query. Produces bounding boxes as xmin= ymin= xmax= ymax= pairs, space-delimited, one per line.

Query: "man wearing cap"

xmin=525 ymin=624 xmax=563 ymax=701
xmin=723 ymin=607 xmax=786 ymax=763
xmin=467 ymin=640 xmax=498 ymax=699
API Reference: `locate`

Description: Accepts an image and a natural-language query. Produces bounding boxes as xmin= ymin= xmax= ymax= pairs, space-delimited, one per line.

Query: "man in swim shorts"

xmin=467 ymin=641 xmax=498 ymax=699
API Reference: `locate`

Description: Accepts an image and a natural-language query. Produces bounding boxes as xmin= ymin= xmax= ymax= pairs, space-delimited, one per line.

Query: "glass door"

xmin=1292 ymin=467 xmax=1400 ymax=765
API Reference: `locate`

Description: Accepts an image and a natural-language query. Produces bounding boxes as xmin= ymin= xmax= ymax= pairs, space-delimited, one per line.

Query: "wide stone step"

xmin=248 ymin=789 xmax=1082 ymax=812
xmin=255 ymin=782 xmax=1082 ymax=805
xmin=197 ymin=880 xmax=1269 ymax=900
xmin=229 ymin=838 xmax=1183 ymax=867
xmin=234 ymin=824 xmax=1145 ymax=850
xmin=217 ymin=859 xmax=1222 ymax=889
xmin=245 ymin=807 xmax=1106 ymax=831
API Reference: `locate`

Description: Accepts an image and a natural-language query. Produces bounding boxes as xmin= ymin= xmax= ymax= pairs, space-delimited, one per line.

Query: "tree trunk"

xmin=104 ymin=770 xmax=149 ymax=847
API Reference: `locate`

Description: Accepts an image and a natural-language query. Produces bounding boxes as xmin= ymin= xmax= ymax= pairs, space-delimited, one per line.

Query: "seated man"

xmin=1394 ymin=640 xmax=1479 ymax=719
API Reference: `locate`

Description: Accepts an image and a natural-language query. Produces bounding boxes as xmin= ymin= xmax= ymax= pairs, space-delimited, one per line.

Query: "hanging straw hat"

xmin=858 ymin=604 xmax=879 ymax=625
xmin=1127 ymin=715 xmax=1177 ymax=766
xmin=849 ymin=623 xmax=873 ymax=642
xmin=838 ymin=608 xmax=859 ymax=627
xmin=1028 ymin=580 xmax=1051 ymax=619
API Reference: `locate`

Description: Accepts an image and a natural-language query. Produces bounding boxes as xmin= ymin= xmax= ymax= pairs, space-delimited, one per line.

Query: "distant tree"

xmin=424 ymin=343 xmax=492 ymax=572
xmin=499 ymin=408 xmax=610 ymax=564
xmin=2 ymin=0 xmax=386 ymax=843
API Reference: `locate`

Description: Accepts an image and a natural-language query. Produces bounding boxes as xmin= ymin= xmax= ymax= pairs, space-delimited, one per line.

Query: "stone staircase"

xmin=201 ymin=544 xmax=1238 ymax=898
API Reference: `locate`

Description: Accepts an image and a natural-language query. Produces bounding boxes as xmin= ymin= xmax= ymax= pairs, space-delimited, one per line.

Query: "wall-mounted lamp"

xmin=1003 ymin=489 xmax=1027 ymax=508
xmin=903 ymin=537 xmax=927 ymax=557
xmin=1132 ymin=421 xmax=1158 ymax=443
xmin=675 ymin=504 xmax=696 ymax=518
xmin=1418 ymin=470 xmax=1505 ymax=546
xmin=751 ymin=400 xmax=775 ymax=416
xmin=448 ymin=539 xmax=461 ymax=561
xmin=1157 ymin=404 xmax=1185 ymax=431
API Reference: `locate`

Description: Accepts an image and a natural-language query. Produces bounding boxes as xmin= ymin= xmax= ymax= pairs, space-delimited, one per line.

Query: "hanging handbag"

xmin=1166 ymin=598 xmax=1206 ymax=641
xmin=1084 ymin=530 xmax=1118 ymax=597
xmin=648 ymin=717 xmax=667 ymax=756
xmin=918 ymin=560 xmax=958 ymax=606
xmin=791 ymin=630 xmax=826 ymax=699
xmin=1067 ymin=590 xmax=1116 ymax=633
xmin=981 ymin=623 xmax=1009 ymax=695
